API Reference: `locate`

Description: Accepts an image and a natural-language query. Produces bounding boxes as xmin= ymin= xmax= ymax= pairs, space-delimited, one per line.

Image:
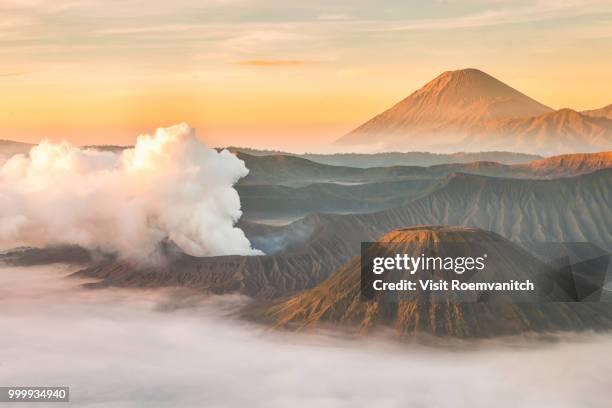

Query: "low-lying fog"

xmin=2 ymin=265 xmax=612 ymax=407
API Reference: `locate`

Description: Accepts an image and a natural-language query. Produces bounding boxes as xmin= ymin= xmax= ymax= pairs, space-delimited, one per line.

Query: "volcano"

xmin=249 ymin=226 xmax=612 ymax=338
xmin=335 ymin=68 xmax=552 ymax=151
xmin=336 ymin=69 xmax=612 ymax=155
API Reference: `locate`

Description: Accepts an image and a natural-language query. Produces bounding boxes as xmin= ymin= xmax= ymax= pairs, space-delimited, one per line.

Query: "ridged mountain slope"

xmin=471 ymin=109 xmax=612 ymax=154
xmin=583 ymin=103 xmax=612 ymax=120
xmin=249 ymin=227 xmax=612 ymax=338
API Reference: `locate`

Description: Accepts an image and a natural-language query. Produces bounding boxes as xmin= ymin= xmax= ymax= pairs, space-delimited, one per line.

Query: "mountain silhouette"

xmin=336 ymin=69 xmax=612 ymax=155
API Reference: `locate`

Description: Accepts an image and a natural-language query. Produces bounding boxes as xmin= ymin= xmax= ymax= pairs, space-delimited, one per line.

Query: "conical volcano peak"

xmin=417 ymin=68 xmax=516 ymax=99
xmin=336 ymin=68 xmax=555 ymax=152
xmin=403 ymin=67 xmax=552 ymax=116
xmin=250 ymin=224 xmax=612 ymax=338
xmin=445 ymin=67 xmax=488 ymax=76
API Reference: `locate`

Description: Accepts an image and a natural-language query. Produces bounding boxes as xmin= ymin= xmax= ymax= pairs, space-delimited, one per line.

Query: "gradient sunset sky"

xmin=2 ymin=0 xmax=612 ymax=151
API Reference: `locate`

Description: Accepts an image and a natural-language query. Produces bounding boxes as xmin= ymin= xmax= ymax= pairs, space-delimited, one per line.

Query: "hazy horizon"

xmin=2 ymin=1 xmax=612 ymax=150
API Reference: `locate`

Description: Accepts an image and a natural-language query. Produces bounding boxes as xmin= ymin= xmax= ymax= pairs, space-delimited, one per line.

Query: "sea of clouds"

xmin=1 ymin=264 xmax=612 ymax=408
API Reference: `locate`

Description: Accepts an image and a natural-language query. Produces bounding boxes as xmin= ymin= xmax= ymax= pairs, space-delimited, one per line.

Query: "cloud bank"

xmin=2 ymin=264 xmax=612 ymax=407
xmin=0 ymin=123 xmax=259 ymax=259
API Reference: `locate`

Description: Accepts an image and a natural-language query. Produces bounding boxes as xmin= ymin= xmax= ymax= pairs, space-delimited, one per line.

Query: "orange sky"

xmin=1 ymin=0 xmax=611 ymax=152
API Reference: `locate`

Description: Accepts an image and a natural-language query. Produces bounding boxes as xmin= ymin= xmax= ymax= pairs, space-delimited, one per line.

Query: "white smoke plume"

xmin=0 ymin=123 xmax=260 ymax=259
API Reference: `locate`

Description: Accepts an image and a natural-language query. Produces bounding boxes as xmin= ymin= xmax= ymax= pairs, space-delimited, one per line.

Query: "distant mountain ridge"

xmin=237 ymin=150 xmax=611 ymax=222
xmin=584 ymin=103 xmax=612 ymax=120
xmin=0 ymin=139 xmax=32 ymax=162
xmin=472 ymin=108 xmax=612 ymax=154
xmin=521 ymin=151 xmax=612 ymax=177
xmin=0 ymin=138 xmax=543 ymax=168
xmin=237 ymin=150 xmax=612 ymax=186
xmin=228 ymin=147 xmax=542 ymax=167
xmin=336 ymin=68 xmax=612 ymax=155
xmin=0 ymin=140 xmax=128 ymax=163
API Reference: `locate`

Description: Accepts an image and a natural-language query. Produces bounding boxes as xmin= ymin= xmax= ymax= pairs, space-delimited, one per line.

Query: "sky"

xmin=1 ymin=0 xmax=612 ymax=151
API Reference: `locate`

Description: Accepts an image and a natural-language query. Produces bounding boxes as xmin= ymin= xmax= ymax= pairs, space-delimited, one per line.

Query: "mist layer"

xmin=1 ymin=265 xmax=612 ymax=407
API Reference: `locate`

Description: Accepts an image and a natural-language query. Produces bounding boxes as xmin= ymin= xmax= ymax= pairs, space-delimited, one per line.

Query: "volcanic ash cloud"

xmin=0 ymin=123 xmax=260 ymax=259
